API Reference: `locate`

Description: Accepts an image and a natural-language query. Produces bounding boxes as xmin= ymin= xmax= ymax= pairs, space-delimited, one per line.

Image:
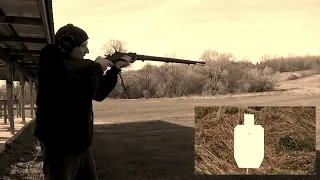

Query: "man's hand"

xmin=96 ymin=55 xmax=135 ymax=70
xmin=95 ymin=56 xmax=111 ymax=71
xmin=113 ymin=55 xmax=134 ymax=69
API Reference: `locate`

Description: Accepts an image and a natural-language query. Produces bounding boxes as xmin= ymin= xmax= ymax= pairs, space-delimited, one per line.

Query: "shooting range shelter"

xmin=0 ymin=0 xmax=54 ymax=134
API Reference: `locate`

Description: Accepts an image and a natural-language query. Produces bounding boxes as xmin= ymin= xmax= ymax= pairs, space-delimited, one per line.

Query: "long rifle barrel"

xmin=135 ymin=54 xmax=205 ymax=65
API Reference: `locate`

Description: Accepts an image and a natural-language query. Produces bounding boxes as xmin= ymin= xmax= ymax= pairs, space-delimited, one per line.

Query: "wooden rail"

xmin=0 ymin=100 xmax=36 ymax=124
xmin=0 ymin=73 xmax=36 ymax=134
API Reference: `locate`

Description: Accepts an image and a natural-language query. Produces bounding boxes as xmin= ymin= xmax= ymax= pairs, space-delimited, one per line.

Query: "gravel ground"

xmin=0 ymin=122 xmax=43 ymax=180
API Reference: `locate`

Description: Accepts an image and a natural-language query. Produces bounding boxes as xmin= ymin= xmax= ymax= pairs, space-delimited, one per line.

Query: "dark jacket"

xmin=34 ymin=44 xmax=120 ymax=155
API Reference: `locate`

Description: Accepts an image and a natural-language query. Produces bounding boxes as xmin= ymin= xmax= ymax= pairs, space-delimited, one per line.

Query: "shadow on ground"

xmin=92 ymin=120 xmax=195 ymax=180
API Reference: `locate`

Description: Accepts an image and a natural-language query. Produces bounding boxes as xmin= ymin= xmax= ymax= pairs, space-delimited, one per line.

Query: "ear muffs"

xmin=57 ymin=35 xmax=74 ymax=53
xmin=57 ymin=24 xmax=75 ymax=53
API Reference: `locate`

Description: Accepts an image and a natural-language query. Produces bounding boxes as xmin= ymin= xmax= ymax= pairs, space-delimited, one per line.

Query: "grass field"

xmin=0 ymin=71 xmax=318 ymax=179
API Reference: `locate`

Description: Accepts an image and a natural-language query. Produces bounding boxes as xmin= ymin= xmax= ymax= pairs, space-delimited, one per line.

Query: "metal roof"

xmin=0 ymin=0 xmax=54 ymax=81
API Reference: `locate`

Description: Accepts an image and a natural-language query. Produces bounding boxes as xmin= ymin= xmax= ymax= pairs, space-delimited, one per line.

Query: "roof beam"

xmin=0 ymin=48 xmax=36 ymax=81
xmin=19 ymin=60 xmax=38 ymax=65
xmin=46 ymin=0 xmax=55 ymax=43
xmin=19 ymin=65 xmax=37 ymax=68
xmin=12 ymin=54 xmax=39 ymax=62
xmin=3 ymin=48 xmax=41 ymax=55
xmin=38 ymin=0 xmax=53 ymax=43
xmin=0 ymin=64 xmax=37 ymax=68
xmin=0 ymin=35 xmax=47 ymax=44
xmin=0 ymin=15 xmax=43 ymax=26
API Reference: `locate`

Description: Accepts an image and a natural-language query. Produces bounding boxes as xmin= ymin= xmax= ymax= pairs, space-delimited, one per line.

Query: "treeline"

xmin=99 ymin=40 xmax=320 ymax=99
xmin=108 ymin=51 xmax=320 ymax=99
xmin=257 ymin=55 xmax=320 ymax=73
xmin=0 ymin=82 xmax=34 ymax=104
xmin=4 ymin=40 xmax=319 ymax=101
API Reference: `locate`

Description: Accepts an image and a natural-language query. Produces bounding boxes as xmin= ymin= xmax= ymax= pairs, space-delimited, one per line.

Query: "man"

xmin=34 ymin=24 xmax=133 ymax=180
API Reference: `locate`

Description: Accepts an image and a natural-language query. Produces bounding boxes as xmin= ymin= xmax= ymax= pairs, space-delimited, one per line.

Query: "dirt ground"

xmin=0 ymin=75 xmax=319 ymax=179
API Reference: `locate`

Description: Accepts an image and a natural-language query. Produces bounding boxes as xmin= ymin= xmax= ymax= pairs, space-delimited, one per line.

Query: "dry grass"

xmin=274 ymin=73 xmax=320 ymax=95
xmin=272 ymin=70 xmax=317 ymax=82
xmin=195 ymin=106 xmax=316 ymax=175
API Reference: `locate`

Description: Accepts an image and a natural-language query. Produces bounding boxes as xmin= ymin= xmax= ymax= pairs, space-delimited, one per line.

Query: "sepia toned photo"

xmin=0 ymin=0 xmax=319 ymax=179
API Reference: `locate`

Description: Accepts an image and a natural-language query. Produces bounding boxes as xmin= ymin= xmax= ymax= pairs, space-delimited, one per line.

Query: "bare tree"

xmin=100 ymin=39 xmax=129 ymax=98
xmin=154 ymin=53 xmax=186 ymax=97
xmin=259 ymin=54 xmax=272 ymax=62
xmin=195 ymin=49 xmax=234 ymax=95
xmin=100 ymin=39 xmax=128 ymax=56
xmin=199 ymin=50 xmax=233 ymax=77
xmin=238 ymin=58 xmax=254 ymax=69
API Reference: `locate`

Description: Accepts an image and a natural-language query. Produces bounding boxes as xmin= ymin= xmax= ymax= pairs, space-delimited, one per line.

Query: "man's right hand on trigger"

xmin=95 ymin=56 xmax=112 ymax=71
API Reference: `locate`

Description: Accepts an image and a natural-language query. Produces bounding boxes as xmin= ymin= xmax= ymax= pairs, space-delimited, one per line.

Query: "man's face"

xmin=70 ymin=40 xmax=89 ymax=59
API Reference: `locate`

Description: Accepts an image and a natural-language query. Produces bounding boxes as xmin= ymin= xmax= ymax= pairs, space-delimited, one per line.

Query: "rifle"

xmin=105 ymin=51 xmax=206 ymax=99
xmin=106 ymin=51 xmax=206 ymax=65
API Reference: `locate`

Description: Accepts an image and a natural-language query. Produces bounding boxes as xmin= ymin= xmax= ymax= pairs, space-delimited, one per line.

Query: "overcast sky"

xmin=52 ymin=0 xmax=320 ymax=69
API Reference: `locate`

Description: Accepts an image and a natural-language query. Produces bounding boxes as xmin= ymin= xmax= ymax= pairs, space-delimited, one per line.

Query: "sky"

xmin=52 ymin=0 xmax=320 ymax=69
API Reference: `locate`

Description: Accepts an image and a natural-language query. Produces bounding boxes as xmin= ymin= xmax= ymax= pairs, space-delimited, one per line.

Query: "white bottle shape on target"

xmin=234 ymin=114 xmax=264 ymax=169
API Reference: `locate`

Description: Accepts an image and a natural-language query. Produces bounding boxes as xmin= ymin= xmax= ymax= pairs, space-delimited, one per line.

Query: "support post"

xmin=20 ymin=74 xmax=26 ymax=124
xmin=35 ymin=78 xmax=38 ymax=92
xmin=6 ymin=65 xmax=14 ymax=134
xmin=4 ymin=101 xmax=7 ymax=123
xmin=29 ymin=80 xmax=34 ymax=119
xmin=14 ymin=95 xmax=18 ymax=117
xmin=35 ymin=79 xmax=38 ymax=113
xmin=0 ymin=103 xmax=3 ymax=118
